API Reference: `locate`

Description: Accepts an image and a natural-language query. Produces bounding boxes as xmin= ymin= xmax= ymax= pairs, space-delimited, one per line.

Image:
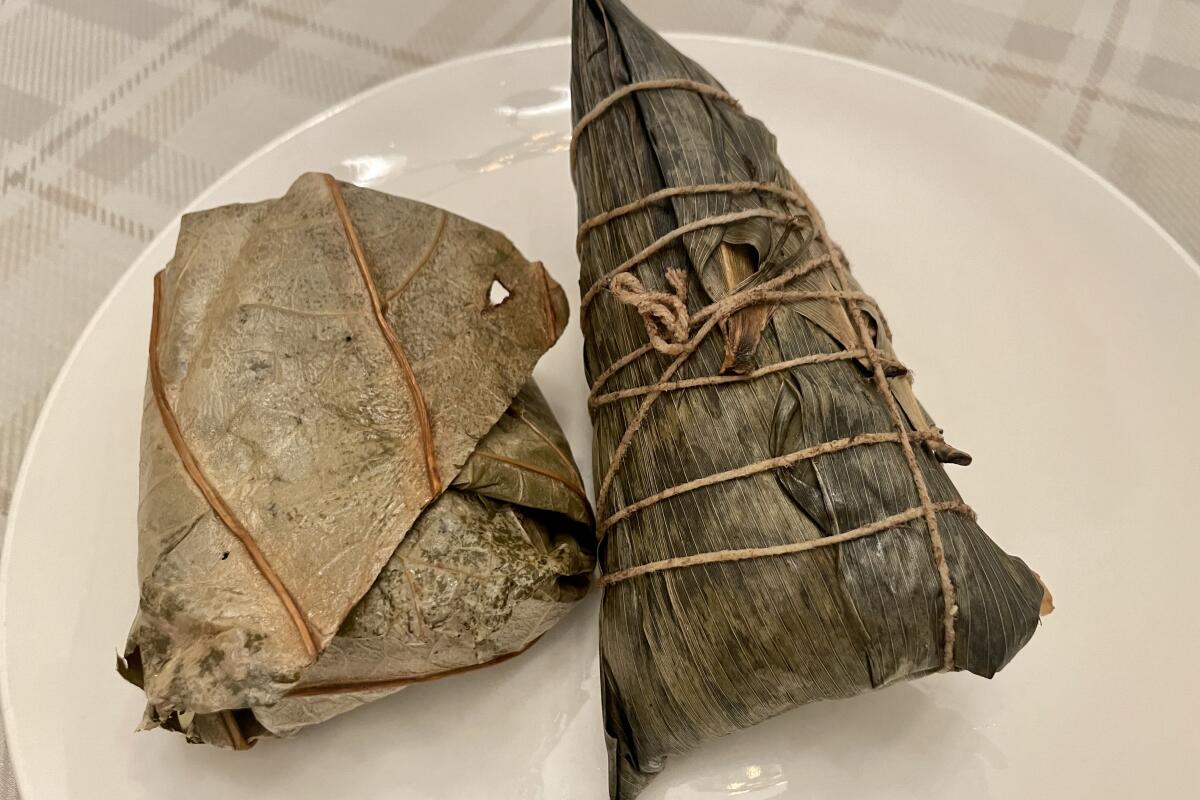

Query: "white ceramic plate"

xmin=4 ymin=36 xmax=1199 ymax=800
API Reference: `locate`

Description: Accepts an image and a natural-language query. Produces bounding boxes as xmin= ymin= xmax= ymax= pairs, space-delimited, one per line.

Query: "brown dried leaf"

xmin=123 ymin=174 xmax=588 ymax=734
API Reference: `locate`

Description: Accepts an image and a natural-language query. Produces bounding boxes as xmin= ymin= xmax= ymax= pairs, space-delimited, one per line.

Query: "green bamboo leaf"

xmin=570 ymin=2 xmax=1048 ymax=797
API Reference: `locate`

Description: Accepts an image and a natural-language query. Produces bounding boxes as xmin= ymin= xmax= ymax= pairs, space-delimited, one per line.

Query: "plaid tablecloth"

xmin=2 ymin=0 xmax=1198 ymax=795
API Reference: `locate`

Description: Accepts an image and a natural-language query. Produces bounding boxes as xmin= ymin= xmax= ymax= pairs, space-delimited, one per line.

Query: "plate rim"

xmin=3 ymin=32 xmax=1198 ymax=798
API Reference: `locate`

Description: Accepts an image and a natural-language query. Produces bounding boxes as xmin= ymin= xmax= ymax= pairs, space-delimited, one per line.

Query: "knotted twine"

xmin=572 ymin=79 xmax=964 ymax=671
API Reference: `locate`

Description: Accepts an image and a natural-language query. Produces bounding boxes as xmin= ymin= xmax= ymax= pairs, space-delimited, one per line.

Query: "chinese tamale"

xmin=569 ymin=2 xmax=1051 ymax=796
xmin=118 ymin=172 xmax=594 ymax=748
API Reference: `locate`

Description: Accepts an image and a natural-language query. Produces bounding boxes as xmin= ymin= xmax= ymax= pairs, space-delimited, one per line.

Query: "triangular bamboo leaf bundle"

xmin=569 ymin=2 xmax=1050 ymax=796
xmin=119 ymin=173 xmax=594 ymax=747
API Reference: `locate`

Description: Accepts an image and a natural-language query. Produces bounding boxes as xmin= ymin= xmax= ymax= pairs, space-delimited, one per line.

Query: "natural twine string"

xmin=575 ymin=180 xmax=809 ymax=251
xmin=609 ymin=269 xmax=690 ymax=355
xmin=603 ymin=501 xmax=974 ymax=584
xmin=569 ymin=78 xmax=741 ymax=170
xmin=589 ymin=252 xmax=876 ymax=520
xmin=586 ymin=251 xmax=835 ymax=404
xmin=812 ymin=188 xmax=961 ymax=671
xmin=590 ymin=348 xmax=896 ymax=407
xmin=600 ymin=429 xmax=945 ymax=535
xmin=592 ymin=285 xmax=876 ymax=522
xmin=575 ymin=79 xmax=962 ymax=671
xmin=579 ymin=207 xmax=799 ymax=315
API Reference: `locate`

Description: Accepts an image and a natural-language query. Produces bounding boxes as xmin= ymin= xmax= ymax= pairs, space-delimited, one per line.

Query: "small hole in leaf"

xmin=344 ymin=335 xmax=353 ymax=343
xmin=488 ymin=279 xmax=511 ymax=308
xmin=221 ymin=551 xmax=230 ymax=560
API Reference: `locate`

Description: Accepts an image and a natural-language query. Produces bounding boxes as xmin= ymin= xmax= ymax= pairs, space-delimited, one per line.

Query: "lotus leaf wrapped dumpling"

xmin=119 ymin=173 xmax=594 ymax=747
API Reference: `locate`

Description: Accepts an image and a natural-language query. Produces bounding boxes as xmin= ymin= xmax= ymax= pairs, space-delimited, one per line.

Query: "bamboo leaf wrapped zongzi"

xmin=569 ymin=2 xmax=1051 ymax=796
xmin=119 ymin=172 xmax=594 ymax=748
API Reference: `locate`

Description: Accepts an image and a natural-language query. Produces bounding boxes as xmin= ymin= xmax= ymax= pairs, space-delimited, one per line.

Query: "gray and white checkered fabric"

xmin=2 ymin=1 xmax=1198 ymax=795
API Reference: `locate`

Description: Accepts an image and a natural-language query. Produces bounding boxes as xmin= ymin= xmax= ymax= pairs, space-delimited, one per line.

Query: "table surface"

xmin=2 ymin=1 xmax=1199 ymax=796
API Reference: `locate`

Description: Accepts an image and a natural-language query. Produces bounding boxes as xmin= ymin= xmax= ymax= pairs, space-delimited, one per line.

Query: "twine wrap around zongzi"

xmin=573 ymin=79 xmax=964 ymax=671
